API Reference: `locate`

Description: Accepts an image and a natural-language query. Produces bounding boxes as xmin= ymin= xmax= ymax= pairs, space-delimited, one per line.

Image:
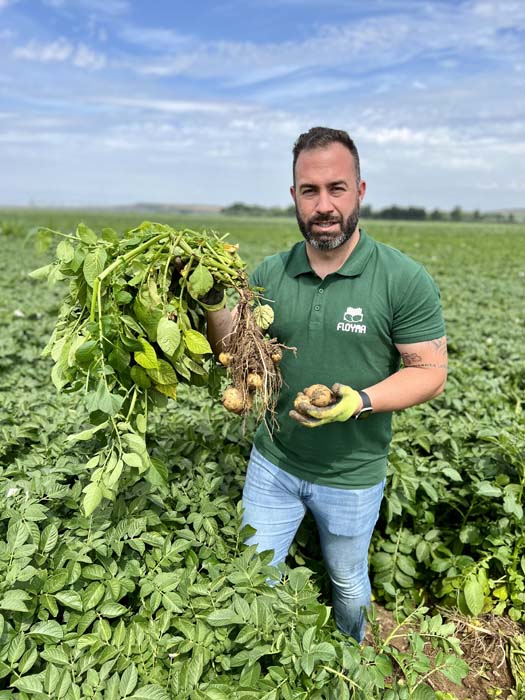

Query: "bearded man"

xmin=206 ymin=126 xmax=447 ymax=643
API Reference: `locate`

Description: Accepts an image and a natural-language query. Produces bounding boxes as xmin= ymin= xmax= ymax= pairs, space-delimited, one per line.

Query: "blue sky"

xmin=1 ymin=0 xmax=524 ymax=210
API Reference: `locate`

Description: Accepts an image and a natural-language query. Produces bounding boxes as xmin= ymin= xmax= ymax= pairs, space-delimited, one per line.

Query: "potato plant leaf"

xmin=120 ymin=664 xmax=138 ymax=697
xmin=82 ymin=482 xmax=103 ymax=517
xmin=464 ymin=578 xmax=484 ymax=617
xmin=146 ymin=359 xmax=178 ymax=385
xmin=154 ymin=383 xmax=177 ymax=399
xmin=184 ymin=329 xmax=212 ymax=355
xmin=134 ymin=338 xmax=159 ymax=369
xmin=187 ymin=262 xmax=214 ymax=299
xmin=412 ymin=684 xmax=437 ymax=700
xmin=67 ymin=421 xmax=109 ymax=442
xmin=76 ymin=223 xmax=98 ymax=244
xmin=85 ymin=380 xmax=124 ymax=416
xmin=130 ymin=365 xmax=152 ymax=389
xmin=83 ymin=248 xmax=107 ymax=287
xmin=0 ymin=590 xmax=31 ymax=612
xmin=56 ymin=240 xmax=75 ymax=263
xmin=253 ymin=304 xmax=274 ymax=330
xmin=157 ymin=317 xmax=181 ymax=356
xmin=11 ymin=675 xmax=44 ymax=695
xmin=129 ymin=686 xmax=171 ymax=700
xmin=29 ymin=620 xmax=64 ymax=643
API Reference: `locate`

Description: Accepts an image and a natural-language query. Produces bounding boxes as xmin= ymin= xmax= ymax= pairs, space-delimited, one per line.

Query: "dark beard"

xmin=295 ymin=202 xmax=360 ymax=251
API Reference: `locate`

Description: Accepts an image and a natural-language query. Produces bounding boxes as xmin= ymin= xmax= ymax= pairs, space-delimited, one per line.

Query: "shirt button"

xmin=314 ymin=305 xmax=320 ymax=311
xmin=318 ymin=288 xmax=324 ymax=293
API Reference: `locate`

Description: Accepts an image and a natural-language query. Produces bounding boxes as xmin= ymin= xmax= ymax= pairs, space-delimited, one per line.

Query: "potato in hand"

xmin=304 ymin=384 xmax=334 ymax=407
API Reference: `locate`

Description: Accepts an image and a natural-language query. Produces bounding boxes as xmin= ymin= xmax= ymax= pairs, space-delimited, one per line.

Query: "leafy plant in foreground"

xmin=0 ymin=428 xmax=468 ymax=700
xmin=30 ymin=222 xmax=283 ymax=515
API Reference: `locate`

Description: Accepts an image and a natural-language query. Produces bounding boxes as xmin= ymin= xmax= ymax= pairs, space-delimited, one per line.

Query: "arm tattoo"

xmin=401 ymin=337 xmax=448 ymax=368
xmin=406 ymin=362 xmax=448 ymax=369
xmin=431 ymin=337 xmax=448 ymax=356
xmin=401 ymin=350 xmax=448 ymax=370
xmin=400 ymin=352 xmax=423 ymax=366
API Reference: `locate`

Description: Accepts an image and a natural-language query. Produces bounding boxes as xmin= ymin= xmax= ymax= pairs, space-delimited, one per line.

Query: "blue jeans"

xmin=241 ymin=446 xmax=385 ymax=642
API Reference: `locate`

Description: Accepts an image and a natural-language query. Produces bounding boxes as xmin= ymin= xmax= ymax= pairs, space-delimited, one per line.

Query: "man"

xmin=207 ymin=126 xmax=447 ymax=643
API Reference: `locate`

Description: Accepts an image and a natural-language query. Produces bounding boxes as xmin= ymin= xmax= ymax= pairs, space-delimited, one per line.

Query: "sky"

xmin=0 ymin=0 xmax=524 ymax=211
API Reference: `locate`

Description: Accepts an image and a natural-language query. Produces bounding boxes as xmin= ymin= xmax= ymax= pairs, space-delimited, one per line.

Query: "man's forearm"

xmin=364 ymin=366 xmax=447 ymax=414
xmin=206 ymin=306 xmax=234 ymax=356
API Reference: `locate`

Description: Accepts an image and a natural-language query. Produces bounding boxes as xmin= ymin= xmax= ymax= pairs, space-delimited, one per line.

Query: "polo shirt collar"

xmin=286 ymin=228 xmax=375 ymax=278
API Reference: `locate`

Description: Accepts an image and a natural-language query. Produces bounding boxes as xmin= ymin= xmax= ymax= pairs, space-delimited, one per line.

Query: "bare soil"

xmin=366 ymin=604 xmax=523 ymax=699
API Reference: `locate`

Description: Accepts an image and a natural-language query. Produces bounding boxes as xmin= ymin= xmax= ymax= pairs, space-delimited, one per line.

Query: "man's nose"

xmin=316 ymin=189 xmax=334 ymax=213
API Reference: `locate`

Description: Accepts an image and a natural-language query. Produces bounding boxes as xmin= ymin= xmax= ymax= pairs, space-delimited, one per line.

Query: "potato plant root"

xmin=222 ymin=287 xmax=293 ymax=428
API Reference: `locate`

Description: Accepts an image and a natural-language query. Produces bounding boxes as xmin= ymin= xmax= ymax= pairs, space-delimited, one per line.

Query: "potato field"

xmin=0 ymin=210 xmax=524 ymax=700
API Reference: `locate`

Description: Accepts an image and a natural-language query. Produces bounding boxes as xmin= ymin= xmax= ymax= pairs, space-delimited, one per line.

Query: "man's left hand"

xmin=289 ymin=383 xmax=361 ymax=428
xmin=198 ymin=285 xmax=226 ymax=312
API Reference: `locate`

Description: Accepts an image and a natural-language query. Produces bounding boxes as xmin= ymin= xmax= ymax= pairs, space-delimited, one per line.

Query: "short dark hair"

xmin=292 ymin=126 xmax=361 ymax=183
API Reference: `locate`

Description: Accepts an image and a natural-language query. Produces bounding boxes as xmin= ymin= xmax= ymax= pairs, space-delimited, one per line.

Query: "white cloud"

xmin=43 ymin=0 xmax=129 ymax=14
xmin=2 ymin=0 xmax=525 ymax=211
xmin=14 ymin=38 xmax=73 ymax=62
xmin=471 ymin=0 xmax=525 ymax=23
xmin=73 ymin=44 xmax=106 ymax=69
xmin=100 ymin=96 xmax=255 ymax=115
xmin=477 ymin=180 xmax=525 ymax=192
xmin=355 ymin=126 xmax=454 ymax=147
xmin=79 ymin=0 xmax=129 ymax=14
xmin=118 ymin=1 xmax=525 ymax=89
xmin=12 ymin=38 xmax=106 ymax=69
xmin=0 ymin=129 xmax=67 ymax=145
xmin=120 ymin=26 xmax=194 ymax=51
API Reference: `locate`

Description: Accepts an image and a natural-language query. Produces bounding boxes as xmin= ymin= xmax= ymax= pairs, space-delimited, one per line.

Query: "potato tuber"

xmin=304 ymin=384 xmax=334 ymax=407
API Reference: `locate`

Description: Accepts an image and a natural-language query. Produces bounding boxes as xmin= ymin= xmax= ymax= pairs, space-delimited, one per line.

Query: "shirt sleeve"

xmin=249 ymin=260 xmax=268 ymax=290
xmin=391 ymin=266 xmax=446 ymax=344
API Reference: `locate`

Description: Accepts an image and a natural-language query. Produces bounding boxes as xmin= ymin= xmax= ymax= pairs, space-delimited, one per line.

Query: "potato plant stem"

xmin=89 ymin=233 xmax=167 ymax=322
xmin=322 ymin=666 xmax=362 ymax=689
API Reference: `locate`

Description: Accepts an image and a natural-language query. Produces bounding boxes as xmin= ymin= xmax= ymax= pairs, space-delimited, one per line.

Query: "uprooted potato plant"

xmin=31 ymin=222 xmax=289 ymax=515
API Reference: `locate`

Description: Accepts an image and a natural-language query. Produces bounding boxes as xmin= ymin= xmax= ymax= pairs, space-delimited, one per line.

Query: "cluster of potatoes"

xmin=222 ymin=376 xmax=337 ymax=417
xmin=219 ymin=347 xmax=283 ymax=415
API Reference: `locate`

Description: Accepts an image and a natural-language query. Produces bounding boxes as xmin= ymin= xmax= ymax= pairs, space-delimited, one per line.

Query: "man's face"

xmin=291 ymin=142 xmax=366 ymax=251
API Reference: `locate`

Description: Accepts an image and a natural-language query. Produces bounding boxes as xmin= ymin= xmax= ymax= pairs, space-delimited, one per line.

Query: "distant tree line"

xmin=221 ymin=202 xmax=519 ymax=223
xmin=221 ymin=202 xmax=296 ymax=217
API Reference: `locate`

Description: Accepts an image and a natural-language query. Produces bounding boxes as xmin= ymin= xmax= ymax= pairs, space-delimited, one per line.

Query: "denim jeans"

xmin=241 ymin=446 xmax=385 ymax=642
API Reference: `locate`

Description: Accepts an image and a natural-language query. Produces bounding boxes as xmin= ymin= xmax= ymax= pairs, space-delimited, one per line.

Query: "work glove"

xmin=170 ymin=257 xmax=226 ymax=312
xmin=289 ymin=383 xmax=361 ymax=428
xmin=198 ymin=285 xmax=226 ymax=312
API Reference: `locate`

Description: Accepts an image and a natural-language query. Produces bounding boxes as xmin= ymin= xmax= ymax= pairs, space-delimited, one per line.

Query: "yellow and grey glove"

xmin=198 ymin=285 xmax=226 ymax=312
xmin=289 ymin=383 xmax=362 ymax=428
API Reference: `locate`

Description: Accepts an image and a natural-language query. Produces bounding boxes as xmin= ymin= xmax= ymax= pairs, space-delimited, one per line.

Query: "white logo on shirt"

xmin=337 ymin=306 xmax=367 ymax=334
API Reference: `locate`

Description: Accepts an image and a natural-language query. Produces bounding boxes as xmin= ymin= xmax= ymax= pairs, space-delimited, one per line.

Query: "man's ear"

xmin=290 ymin=185 xmax=296 ymax=203
xmin=358 ymin=180 xmax=366 ymax=203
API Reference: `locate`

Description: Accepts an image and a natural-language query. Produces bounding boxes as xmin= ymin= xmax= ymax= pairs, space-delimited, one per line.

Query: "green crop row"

xmin=1 ymin=214 xmax=524 ymax=698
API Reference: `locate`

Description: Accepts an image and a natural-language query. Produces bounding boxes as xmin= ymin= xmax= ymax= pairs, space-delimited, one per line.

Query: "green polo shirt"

xmin=251 ymin=228 xmax=445 ymax=489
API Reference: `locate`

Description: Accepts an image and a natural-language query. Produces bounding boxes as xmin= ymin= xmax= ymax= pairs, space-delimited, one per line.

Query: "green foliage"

xmin=1 ymin=214 xmax=524 ymax=697
xmin=364 ymin=220 xmax=525 ymax=624
xmin=30 ymin=222 xmax=248 ymax=515
xmin=0 ymin=382 xmax=467 ymax=698
xmin=508 ymin=634 xmax=525 ymax=698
